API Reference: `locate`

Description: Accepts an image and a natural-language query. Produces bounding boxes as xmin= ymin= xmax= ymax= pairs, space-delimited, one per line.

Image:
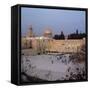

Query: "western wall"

xmin=21 ymin=37 xmax=85 ymax=55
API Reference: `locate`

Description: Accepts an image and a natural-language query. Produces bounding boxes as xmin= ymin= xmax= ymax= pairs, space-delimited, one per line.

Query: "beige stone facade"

xmin=21 ymin=36 xmax=85 ymax=54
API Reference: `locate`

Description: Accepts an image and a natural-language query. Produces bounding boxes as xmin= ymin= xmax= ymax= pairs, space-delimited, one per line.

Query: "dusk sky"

xmin=21 ymin=7 xmax=85 ymax=36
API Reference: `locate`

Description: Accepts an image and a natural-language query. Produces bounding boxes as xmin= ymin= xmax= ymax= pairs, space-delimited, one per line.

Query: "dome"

xmin=44 ymin=30 xmax=52 ymax=34
xmin=43 ymin=28 xmax=52 ymax=38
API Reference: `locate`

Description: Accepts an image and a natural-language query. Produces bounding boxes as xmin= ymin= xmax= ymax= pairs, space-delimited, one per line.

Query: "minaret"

xmin=27 ymin=25 xmax=34 ymax=37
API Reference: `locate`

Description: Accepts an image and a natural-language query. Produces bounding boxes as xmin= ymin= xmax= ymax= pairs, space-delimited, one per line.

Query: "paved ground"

xmin=21 ymin=54 xmax=86 ymax=81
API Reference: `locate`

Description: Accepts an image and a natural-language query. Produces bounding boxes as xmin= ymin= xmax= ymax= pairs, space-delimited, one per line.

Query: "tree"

xmin=68 ymin=29 xmax=86 ymax=39
xmin=76 ymin=29 xmax=78 ymax=35
xmin=60 ymin=31 xmax=65 ymax=39
xmin=53 ymin=31 xmax=65 ymax=40
xmin=53 ymin=34 xmax=60 ymax=40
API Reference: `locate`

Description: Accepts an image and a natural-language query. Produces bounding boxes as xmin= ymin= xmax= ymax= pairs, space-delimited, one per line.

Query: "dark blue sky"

xmin=21 ymin=7 xmax=85 ymax=36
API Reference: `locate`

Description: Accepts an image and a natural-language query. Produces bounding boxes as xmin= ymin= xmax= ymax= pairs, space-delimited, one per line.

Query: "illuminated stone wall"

xmin=21 ymin=37 xmax=85 ymax=54
xmin=47 ymin=39 xmax=85 ymax=53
